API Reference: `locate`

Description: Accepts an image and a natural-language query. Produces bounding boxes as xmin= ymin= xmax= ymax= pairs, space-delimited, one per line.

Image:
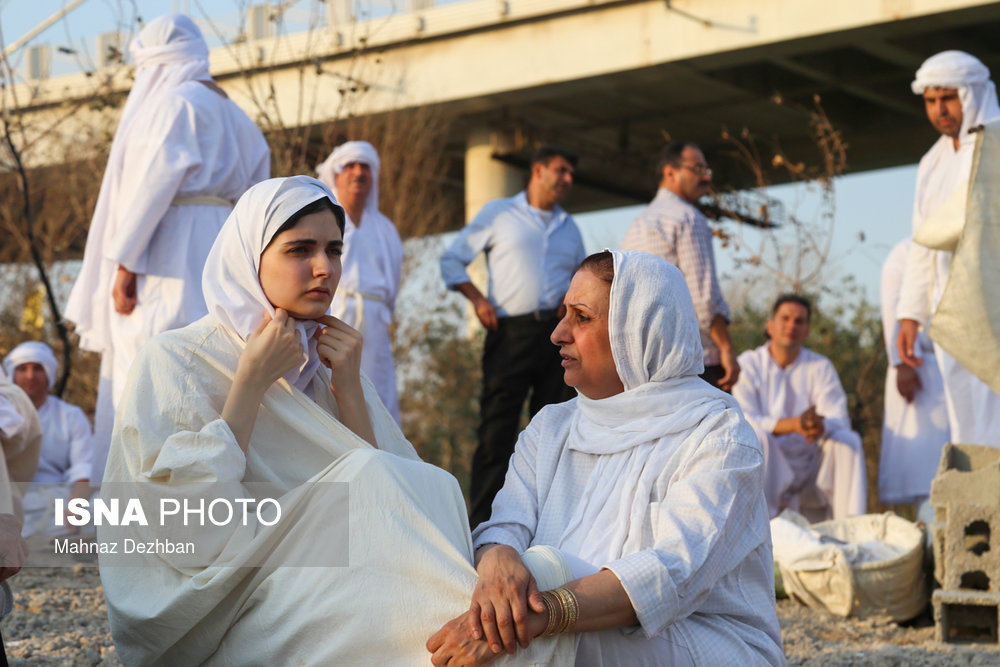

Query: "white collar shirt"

xmin=440 ymin=191 xmax=586 ymax=317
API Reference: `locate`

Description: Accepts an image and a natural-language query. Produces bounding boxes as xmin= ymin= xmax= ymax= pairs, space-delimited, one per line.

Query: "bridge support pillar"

xmin=461 ymin=126 xmax=523 ymax=336
xmin=464 ymin=126 xmax=522 ymax=223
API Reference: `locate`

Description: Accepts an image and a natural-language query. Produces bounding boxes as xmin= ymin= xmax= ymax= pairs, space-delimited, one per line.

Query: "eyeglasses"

xmin=679 ymin=162 xmax=712 ymax=177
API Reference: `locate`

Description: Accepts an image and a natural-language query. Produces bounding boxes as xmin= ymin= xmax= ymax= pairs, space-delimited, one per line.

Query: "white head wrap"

xmin=3 ymin=342 xmax=58 ymax=390
xmin=569 ymin=250 xmax=732 ymax=454
xmin=315 ymin=141 xmax=381 ymax=214
xmin=202 ymin=176 xmax=345 ymax=392
xmin=64 ymin=14 xmax=213 ymax=352
xmin=608 ymin=250 xmax=705 ymax=389
xmin=912 ymin=50 xmax=1000 ymax=138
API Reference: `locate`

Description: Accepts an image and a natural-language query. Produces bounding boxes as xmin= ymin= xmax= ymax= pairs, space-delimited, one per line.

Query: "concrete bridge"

xmin=11 ymin=0 xmax=1000 ymax=222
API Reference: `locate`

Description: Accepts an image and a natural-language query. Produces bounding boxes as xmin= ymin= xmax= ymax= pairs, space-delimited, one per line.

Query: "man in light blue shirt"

xmin=440 ymin=145 xmax=586 ymax=527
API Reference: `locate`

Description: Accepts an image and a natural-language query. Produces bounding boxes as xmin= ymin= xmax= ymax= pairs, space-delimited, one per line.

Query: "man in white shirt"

xmin=64 ymin=15 xmax=270 ymax=484
xmin=733 ymin=294 xmax=866 ymax=522
xmin=316 ymin=141 xmax=404 ymax=423
xmin=621 ymin=141 xmax=739 ymax=390
xmin=897 ymin=50 xmax=1000 ymax=446
xmin=440 ymin=145 xmax=585 ymax=527
xmin=4 ymin=342 xmax=93 ymax=536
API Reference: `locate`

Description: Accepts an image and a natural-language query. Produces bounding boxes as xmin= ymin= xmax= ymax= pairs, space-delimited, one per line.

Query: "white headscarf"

xmin=570 ymin=250 xmax=735 ymax=455
xmin=912 ymin=50 xmax=1000 ymax=138
xmin=315 ymin=141 xmax=381 ymax=214
xmin=202 ymin=176 xmax=345 ymax=392
xmin=65 ymin=14 xmax=213 ymax=351
xmin=3 ymin=342 xmax=58 ymax=390
xmin=559 ymin=250 xmax=753 ymax=560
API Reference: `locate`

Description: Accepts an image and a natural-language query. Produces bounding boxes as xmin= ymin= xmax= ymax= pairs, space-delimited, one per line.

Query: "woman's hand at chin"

xmin=240 ymin=309 xmax=304 ymax=386
xmin=315 ymin=315 xmax=377 ymax=446
xmin=314 ymin=314 xmax=364 ymax=397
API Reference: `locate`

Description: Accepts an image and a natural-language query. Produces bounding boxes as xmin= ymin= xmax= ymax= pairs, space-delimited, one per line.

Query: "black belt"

xmin=502 ymin=309 xmax=559 ymax=324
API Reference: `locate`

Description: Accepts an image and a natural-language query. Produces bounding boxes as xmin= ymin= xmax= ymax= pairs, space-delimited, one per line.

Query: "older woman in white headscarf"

xmin=100 ymin=176 xmax=574 ymax=667
xmin=316 ymin=141 xmax=404 ymax=422
xmin=429 ymin=250 xmax=784 ymax=666
xmin=65 ymin=14 xmax=270 ymax=485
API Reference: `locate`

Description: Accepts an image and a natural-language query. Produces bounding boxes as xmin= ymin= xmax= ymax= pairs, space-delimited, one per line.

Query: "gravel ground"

xmin=3 ymin=562 xmax=1000 ymax=665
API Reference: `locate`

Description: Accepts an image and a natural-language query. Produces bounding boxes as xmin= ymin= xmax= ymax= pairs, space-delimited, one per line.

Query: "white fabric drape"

xmin=65 ymin=14 xmax=212 ymax=355
xmin=317 ymin=141 xmax=403 ymax=422
xmin=878 ymin=239 xmax=949 ymax=505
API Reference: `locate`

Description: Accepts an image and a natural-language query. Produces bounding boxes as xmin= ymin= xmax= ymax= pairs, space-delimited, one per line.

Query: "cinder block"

xmin=933 ymin=589 xmax=1000 ymax=644
xmin=930 ymin=444 xmax=1000 ymax=525
xmin=942 ymin=504 xmax=1000 ymax=593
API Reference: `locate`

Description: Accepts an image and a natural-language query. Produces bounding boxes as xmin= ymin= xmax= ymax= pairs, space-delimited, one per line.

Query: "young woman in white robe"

xmin=429 ymin=250 xmax=784 ymax=666
xmin=99 ymin=176 xmax=573 ymax=667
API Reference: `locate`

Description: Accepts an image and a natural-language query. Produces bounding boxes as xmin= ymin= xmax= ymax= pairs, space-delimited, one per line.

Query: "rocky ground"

xmin=2 ymin=559 xmax=1000 ymax=665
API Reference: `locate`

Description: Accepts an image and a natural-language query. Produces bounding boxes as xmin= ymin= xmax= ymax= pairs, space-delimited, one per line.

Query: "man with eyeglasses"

xmin=621 ymin=141 xmax=739 ymax=391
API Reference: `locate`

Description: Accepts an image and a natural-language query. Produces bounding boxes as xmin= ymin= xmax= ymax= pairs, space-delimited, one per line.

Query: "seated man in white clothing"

xmin=733 ymin=294 xmax=867 ymax=522
xmin=3 ymin=342 xmax=92 ymax=536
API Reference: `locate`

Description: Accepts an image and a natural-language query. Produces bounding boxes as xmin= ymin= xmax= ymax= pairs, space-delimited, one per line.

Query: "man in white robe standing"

xmin=733 ymin=294 xmax=866 ymax=522
xmin=879 ymin=239 xmax=949 ymax=508
xmin=897 ymin=50 xmax=1000 ymax=446
xmin=65 ymin=14 xmax=270 ymax=484
xmin=4 ymin=342 xmax=93 ymax=536
xmin=316 ymin=141 xmax=403 ymax=423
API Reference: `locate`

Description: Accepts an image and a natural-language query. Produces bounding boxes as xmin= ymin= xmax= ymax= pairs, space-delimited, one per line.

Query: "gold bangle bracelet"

xmin=551 ymin=587 xmax=580 ymax=634
xmin=540 ymin=590 xmax=562 ymax=637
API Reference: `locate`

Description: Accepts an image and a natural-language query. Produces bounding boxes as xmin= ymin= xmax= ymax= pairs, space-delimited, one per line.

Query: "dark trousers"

xmin=469 ymin=315 xmax=574 ymax=528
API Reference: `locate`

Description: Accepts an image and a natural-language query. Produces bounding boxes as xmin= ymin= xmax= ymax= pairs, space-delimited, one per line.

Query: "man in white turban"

xmin=65 ymin=14 xmax=270 ymax=484
xmin=897 ymin=50 xmax=1000 ymax=446
xmin=4 ymin=342 xmax=93 ymax=536
xmin=316 ymin=141 xmax=404 ymax=423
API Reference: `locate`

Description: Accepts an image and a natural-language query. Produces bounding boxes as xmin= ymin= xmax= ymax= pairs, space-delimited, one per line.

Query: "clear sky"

xmin=2 ymin=1 xmax=923 ymax=309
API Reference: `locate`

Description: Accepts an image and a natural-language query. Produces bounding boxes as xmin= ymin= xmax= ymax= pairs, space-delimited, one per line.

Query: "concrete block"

xmin=933 ymin=589 xmax=1000 ymax=644
xmin=942 ymin=504 xmax=1000 ymax=592
xmin=930 ymin=444 xmax=1000 ymax=525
